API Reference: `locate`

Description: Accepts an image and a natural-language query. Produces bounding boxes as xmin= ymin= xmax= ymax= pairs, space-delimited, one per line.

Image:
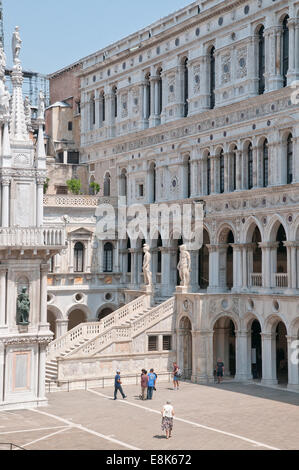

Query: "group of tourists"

xmin=140 ymin=368 xmax=158 ymax=400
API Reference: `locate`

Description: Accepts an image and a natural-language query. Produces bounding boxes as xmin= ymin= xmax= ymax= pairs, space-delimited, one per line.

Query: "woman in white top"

xmin=161 ymin=400 xmax=175 ymax=439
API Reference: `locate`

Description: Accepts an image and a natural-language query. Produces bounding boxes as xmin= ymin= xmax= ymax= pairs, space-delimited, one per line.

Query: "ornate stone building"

xmin=44 ymin=0 xmax=299 ymax=391
xmin=0 ymin=29 xmax=65 ymax=409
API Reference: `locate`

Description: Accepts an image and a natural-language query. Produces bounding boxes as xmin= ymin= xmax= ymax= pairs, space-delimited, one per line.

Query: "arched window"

xmin=281 ymin=16 xmax=289 ymax=87
xmin=127 ymin=239 xmax=131 ymax=273
xmin=74 ymin=242 xmax=84 ymax=273
xmin=157 ymin=68 xmax=163 ymax=116
xmin=120 ymin=169 xmax=127 ymax=198
xmin=207 ymin=156 xmax=211 ymax=195
xmin=219 ymin=149 xmax=225 ymax=194
xmin=183 ymin=58 xmax=189 ymax=117
xmin=149 ymin=163 xmax=156 ymax=203
xmin=104 ymin=173 xmax=111 ymax=197
xmin=232 ymin=147 xmax=237 ymax=191
xmin=262 ymin=140 xmax=269 ymax=187
xmin=258 ymin=26 xmax=265 ymax=95
xmin=210 ymin=47 xmax=216 ymax=109
xmin=104 ymin=243 xmax=113 ymax=273
xmin=248 ymin=143 xmax=253 ymax=189
xmin=90 ymin=95 xmax=95 ymax=128
xmin=113 ymin=86 xmax=118 ymax=118
xmin=145 ymin=73 xmax=151 ymax=120
xmin=157 ymin=234 xmax=162 ymax=274
xmin=100 ymin=92 xmax=105 ymax=124
xmin=187 ymin=157 xmax=191 ymax=198
xmin=287 ymin=133 xmax=293 ymax=184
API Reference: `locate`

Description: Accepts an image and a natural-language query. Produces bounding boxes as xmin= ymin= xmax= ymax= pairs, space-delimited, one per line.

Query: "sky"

xmin=3 ymin=0 xmax=193 ymax=75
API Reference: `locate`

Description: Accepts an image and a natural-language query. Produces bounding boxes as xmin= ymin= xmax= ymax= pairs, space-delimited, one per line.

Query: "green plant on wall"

xmin=66 ymin=179 xmax=81 ymax=195
xmin=90 ymin=182 xmax=100 ymax=195
xmin=43 ymin=178 xmax=50 ymax=195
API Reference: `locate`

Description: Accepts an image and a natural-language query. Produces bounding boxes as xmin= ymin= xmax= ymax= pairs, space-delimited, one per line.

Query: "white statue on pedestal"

xmin=177 ymin=245 xmax=191 ymax=287
xmin=37 ymin=90 xmax=45 ymax=120
xmin=12 ymin=26 xmax=22 ymax=63
xmin=143 ymin=244 xmax=152 ymax=287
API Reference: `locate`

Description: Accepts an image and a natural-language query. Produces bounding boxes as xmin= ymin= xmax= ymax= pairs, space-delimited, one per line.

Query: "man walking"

xmin=140 ymin=369 xmax=148 ymax=400
xmin=114 ymin=369 xmax=127 ymax=400
xmin=147 ymin=369 xmax=156 ymax=400
xmin=216 ymin=358 xmax=225 ymax=384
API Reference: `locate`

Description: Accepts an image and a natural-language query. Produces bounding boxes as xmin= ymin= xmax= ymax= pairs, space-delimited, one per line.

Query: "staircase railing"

xmin=47 ymin=294 xmax=148 ymax=361
xmin=65 ymin=297 xmax=175 ymax=359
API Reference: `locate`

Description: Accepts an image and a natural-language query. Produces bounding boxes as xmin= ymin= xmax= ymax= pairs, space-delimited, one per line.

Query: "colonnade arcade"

xmin=177 ymin=311 xmax=299 ymax=388
xmin=119 ymin=216 xmax=296 ymax=296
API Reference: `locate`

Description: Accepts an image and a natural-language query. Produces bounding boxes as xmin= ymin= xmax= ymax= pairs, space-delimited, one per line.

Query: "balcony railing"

xmin=250 ymin=273 xmax=263 ymax=287
xmin=0 ymin=227 xmax=66 ymax=248
xmin=44 ymin=195 xmax=99 ymax=208
xmin=275 ymin=273 xmax=288 ymax=288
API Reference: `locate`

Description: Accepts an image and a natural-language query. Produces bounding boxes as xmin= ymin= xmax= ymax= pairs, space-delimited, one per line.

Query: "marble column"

xmin=252 ymin=145 xmax=258 ymax=188
xmin=235 ymin=331 xmax=249 ymax=382
xmin=231 ymin=244 xmax=243 ymax=292
xmin=0 ymin=343 xmax=5 ymax=403
xmin=56 ymin=319 xmax=69 ymax=338
xmin=236 ymin=150 xmax=242 ymax=191
xmin=261 ymin=333 xmax=278 ymax=385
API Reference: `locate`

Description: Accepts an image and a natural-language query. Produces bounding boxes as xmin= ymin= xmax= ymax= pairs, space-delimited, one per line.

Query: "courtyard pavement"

xmin=0 ymin=381 xmax=299 ymax=450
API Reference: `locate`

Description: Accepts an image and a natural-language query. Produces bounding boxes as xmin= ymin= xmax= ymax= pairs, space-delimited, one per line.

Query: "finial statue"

xmin=177 ymin=244 xmax=191 ymax=287
xmin=12 ymin=26 xmax=22 ymax=63
xmin=143 ymin=244 xmax=152 ymax=287
xmin=37 ymin=90 xmax=45 ymax=120
xmin=24 ymin=95 xmax=31 ymax=127
xmin=16 ymin=287 xmax=30 ymax=326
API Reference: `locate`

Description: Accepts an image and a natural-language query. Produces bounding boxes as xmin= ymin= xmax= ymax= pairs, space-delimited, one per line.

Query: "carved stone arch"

xmin=243 ymin=311 xmax=265 ymax=332
xmin=266 ymin=215 xmax=289 ymax=242
xmin=264 ymin=313 xmax=289 ymax=335
xmin=177 ymin=313 xmax=193 ymax=331
xmin=241 ymin=216 xmax=264 ymax=243
xmin=47 ymin=304 xmax=63 ymax=321
xmin=210 ymin=311 xmax=240 ymax=332
xmin=216 ymin=222 xmax=236 ymax=244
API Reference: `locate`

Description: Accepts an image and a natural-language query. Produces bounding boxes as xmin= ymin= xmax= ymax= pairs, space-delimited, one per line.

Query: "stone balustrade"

xmin=47 ymin=294 xmax=149 ymax=360
xmin=69 ymin=297 xmax=175 ymax=358
xmin=0 ymin=227 xmax=66 ymax=248
xmin=275 ymin=273 xmax=288 ymax=288
xmin=43 ymin=195 xmax=100 ymax=207
xmin=250 ymin=273 xmax=263 ymax=288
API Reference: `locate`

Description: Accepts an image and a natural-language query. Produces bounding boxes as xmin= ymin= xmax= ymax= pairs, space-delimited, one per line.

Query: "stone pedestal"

xmin=176 ymin=285 xmax=189 ymax=294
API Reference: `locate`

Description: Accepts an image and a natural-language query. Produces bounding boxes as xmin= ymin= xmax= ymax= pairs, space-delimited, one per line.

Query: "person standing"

xmin=147 ymin=369 xmax=156 ymax=400
xmin=140 ymin=369 xmax=148 ymax=400
xmin=216 ymin=359 xmax=225 ymax=384
xmin=114 ymin=369 xmax=127 ymax=400
xmin=172 ymin=362 xmax=180 ymax=390
xmin=161 ymin=400 xmax=175 ymax=439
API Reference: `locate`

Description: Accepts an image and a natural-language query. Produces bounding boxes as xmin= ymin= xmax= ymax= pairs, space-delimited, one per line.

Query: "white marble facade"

xmin=45 ymin=0 xmax=298 ymax=390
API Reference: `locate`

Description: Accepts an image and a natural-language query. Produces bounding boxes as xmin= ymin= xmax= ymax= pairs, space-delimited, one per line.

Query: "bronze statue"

xmin=16 ymin=287 xmax=30 ymax=325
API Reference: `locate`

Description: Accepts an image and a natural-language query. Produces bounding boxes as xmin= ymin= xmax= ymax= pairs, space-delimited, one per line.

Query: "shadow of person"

xmin=153 ymin=435 xmax=167 ymax=440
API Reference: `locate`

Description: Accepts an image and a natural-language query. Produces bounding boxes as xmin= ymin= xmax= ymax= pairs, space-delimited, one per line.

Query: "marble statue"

xmin=37 ymin=90 xmax=45 ymax=120
xmin=16 ymin=287 xmax=30 ymax=325
xmin=143 ymin=244 xmax=152 ymax=286
xmin=12 ymin=26 xmax=22 ymax=63
xmin=24 ymin=96 xmax=31 ymax=126
xmin=177 ymin=245 xmax=191 ymax=287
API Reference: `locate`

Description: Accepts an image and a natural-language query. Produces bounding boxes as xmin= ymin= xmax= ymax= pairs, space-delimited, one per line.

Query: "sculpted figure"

xmin=24 ymin=96 xmax=31 ymax=125
xmin=16 ymin=287 xmax=30 ymax=325
xmin=143 ymin=244 xmax=152 ymax=286
xmin=12 ymin=26 xmax=22 ymax=62
xmin=0 ymin=88 xmax=10 ymax=116
xmin=37 ymin=90 xmax=45 ymax=119
xmin=177 ymin=245 xmax=191 ymax=287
